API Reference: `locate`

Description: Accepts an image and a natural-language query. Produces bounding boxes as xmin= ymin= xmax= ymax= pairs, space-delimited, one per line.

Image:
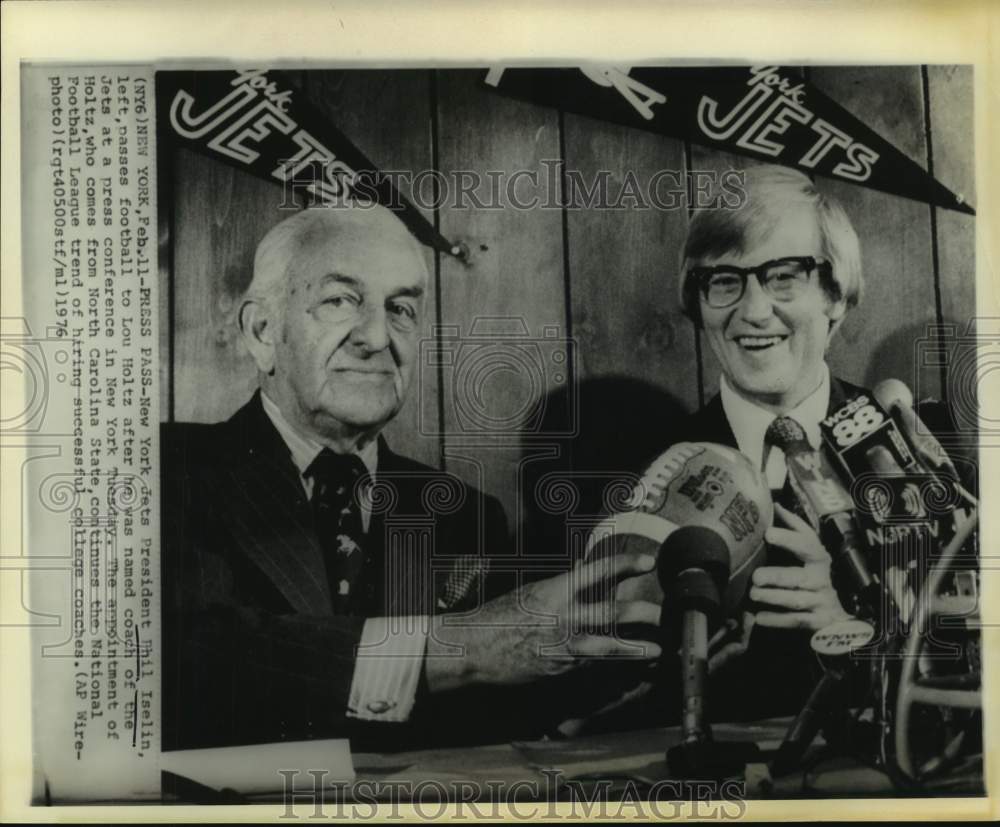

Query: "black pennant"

xmin=155 ymin=69 xmax=461 ymax=254
xmin=483 ymin=66 xmax=974 ymax=215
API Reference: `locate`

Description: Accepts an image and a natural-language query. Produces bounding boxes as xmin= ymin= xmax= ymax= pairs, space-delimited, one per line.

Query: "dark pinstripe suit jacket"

xmin=161 ymin=392 xmax=510 ymax=751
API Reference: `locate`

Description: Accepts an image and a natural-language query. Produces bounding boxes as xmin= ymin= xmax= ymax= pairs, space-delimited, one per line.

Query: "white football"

xmin=586 ymin=442 xmax=772 ymax=614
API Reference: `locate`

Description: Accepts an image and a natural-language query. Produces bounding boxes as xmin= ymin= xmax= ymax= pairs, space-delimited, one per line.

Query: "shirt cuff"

xmin=347 ymin=616 xmax=429 ymax=722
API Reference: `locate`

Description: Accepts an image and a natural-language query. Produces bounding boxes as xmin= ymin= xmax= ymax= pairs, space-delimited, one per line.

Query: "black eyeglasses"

xmin=690 ymin=256 xmax=833 ymax=309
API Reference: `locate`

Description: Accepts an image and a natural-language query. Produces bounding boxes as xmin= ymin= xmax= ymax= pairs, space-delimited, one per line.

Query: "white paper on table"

xmin=160 ymin=739 xmax=355 ymax=794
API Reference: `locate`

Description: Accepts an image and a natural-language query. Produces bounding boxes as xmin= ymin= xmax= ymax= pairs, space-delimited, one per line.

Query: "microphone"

xmin=819 ymin=390 xmax=918 ymax=485
xmin=871 ymin=382 xmax=979 ymax=616
xmin=861 ymin=445 xmax=929 ymax=616
xmin=764 ymin=417 xmax=884 ymax=776
xmin=819 ymin=388 xmax=949 ymax=538
xmin=771 ymin=618 xmax=876 ymax=776
xmin=657 ymin=526 xmax=731 ymax=746
xmin=764 ymin=416 xmax=878 ymax=618
xmin=821 ymin=386 xmax=967 ymax=555
xmin=656 ymin=524 xmax=762 ymax=778
xmin=585 ymin=442 xmax=773 ymax=778
xmin=865 ymin=443 xmax=928 ymax=521
xmin=873 ymin=378 xmax=976 ymax=508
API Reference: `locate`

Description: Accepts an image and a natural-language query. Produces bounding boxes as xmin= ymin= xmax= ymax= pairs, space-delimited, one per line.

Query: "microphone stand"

xmin=769 ymin=537 xmax=881 ymax=780
xmin=664 ymin=560 xmax=761 ymax=779
xmin=770 ymin=663 xmax=850 ymax=777
xmin=679 ymin=607 xmax=708 ymax=745
xmin=770 ymin=531 xmax=892 ymax=779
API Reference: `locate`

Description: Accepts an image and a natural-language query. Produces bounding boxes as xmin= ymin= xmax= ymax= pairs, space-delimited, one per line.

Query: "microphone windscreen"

xmin=874 ymin=378 xmax=965 ymax=483
xmin=873 ymin=378 xmax=914 ymax=411
xmin=656 ymin=525 xmax=731 ymax=594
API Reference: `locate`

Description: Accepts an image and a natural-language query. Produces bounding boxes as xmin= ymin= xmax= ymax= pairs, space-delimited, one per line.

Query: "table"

xmin=165 ymin=718 xmax=982 ymax=803
xmin=347 ymin=718 xmax=980 ymax=800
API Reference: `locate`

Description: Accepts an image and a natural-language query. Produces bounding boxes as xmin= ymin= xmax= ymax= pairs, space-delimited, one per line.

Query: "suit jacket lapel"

xmin=685 ymin=393 xmax=738 ymax=447
xmin=212 ymin=392 xmax=333 ymax=615
xmin=827 ymin=375 xmax=861 ymax=415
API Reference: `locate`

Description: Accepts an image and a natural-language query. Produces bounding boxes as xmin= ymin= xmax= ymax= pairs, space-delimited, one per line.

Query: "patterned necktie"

xmin=306 ymin=449 xmax=369 ymax=614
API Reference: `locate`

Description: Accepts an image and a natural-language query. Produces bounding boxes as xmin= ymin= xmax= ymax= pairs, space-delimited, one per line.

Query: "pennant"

xmin=155 ymin=70 xmax=461 ymax=255
xmin=483 ymin=66 xmax=974 ymax=215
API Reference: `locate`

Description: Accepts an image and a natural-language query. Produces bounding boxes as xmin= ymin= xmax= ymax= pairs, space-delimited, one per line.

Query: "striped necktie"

xmin=306 ymin=449 xmax=369 ymax=613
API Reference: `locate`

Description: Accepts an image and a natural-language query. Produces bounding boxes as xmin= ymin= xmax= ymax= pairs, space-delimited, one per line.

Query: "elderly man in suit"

xmin=672 ymin=163 xmax=866 ymax=721
xmin=162 ymin=204 xmax=662 ymax=751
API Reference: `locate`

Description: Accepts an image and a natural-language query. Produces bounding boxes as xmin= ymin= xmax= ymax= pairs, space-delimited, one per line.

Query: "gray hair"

xmin=245 ymin=209 xmax=316 ymax=314
xmin=241 ymin=204 xmax=425 ymax=323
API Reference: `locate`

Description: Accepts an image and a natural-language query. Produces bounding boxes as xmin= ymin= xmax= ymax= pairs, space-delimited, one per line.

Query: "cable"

xmin=891 ymin=505 xmax=979 ymax=785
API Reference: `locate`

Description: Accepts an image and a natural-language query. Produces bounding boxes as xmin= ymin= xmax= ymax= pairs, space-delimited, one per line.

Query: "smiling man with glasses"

xmin=669 ymin=163 xmax=866 ymax=723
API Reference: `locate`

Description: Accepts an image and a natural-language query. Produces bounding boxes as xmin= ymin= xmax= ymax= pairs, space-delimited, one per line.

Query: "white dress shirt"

xmin=719 ymin=365 xmax=831 ymax=489
xmin=261 ymin=393 xmax=427 ymax=723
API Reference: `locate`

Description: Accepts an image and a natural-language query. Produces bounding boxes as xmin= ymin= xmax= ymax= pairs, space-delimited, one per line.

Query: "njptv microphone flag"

xmin=484 ymin=66 xmax=974 ymax=215
xmin=155 ymin=69 xmax=461 ymax=255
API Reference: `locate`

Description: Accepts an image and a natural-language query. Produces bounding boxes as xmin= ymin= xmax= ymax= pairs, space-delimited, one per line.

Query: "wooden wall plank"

xmin=809 ymin=66 xmax=939 ymax=397
xmin=926 ymin=65 xmax=976 ymax=333
xmin=171 ymin=148 xmax=284 ymax=423
xmin=926 ymin=64 xmax=977 ymax=446
xmin=304 ymin=70 xmax=438 ymax=469
xmin=513 ymin=118 xmax=699 ymax=560
xmin=562 ymin=118 xmax=699 ymax=411
xmin=435 ymin=70 xmax=567 ymax=538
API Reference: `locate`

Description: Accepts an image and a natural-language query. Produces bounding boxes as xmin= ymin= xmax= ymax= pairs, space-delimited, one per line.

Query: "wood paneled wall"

xmin=160 ymin=66 xmax=975 ymax=535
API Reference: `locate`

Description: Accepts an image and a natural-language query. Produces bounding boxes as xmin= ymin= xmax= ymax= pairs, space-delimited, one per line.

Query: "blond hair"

xmin=678 ymin=165 xmax=862 ymax=323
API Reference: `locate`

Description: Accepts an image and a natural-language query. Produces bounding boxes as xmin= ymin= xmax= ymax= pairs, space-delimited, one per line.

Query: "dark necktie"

xmin=306 ymin=449 xmax=369 ymax=614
